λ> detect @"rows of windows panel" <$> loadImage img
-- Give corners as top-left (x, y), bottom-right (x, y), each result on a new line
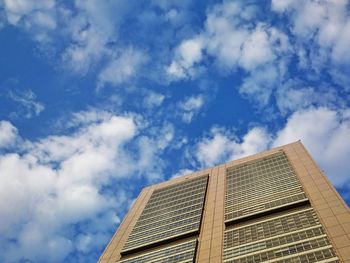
top-left (225, 248), bottom-right (339, 263)
top-left (137, 204), bottom-right (203, 225)
top-left (146, 183), bottom-right (207, 208)
top-left (225, 153), bottom-right (307, 222)
top-left (119, 239), bottom-right (197, 263)
top-left (122, 175), bottom-right (208, 252)
top-left (225, 208), bottom-right (321, 248)
top-left (225, 193), bottom-right (308, 221)
top-left (127, 215), bottom-right (201, 241)
top-left (150, 176), bottom-right (208, 200)
top-left (123, 222), bottom-right (199, 252)
top-left (224, 207), bottom-right (339, 263)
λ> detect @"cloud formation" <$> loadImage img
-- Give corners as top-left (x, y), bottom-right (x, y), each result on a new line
top-left (195, 127), bottom-right (271, 168)
top-left (0, 111), bottom-right (169, 262)
top-left (0, 121), bottom-right (18, 148)
top-left (272, 0), bottom-right (350, 88)
top-left (192, 107), bottom-right (350, 187)
top-left (178, 95), bottom-right (205, 123)
top-left (167, 1), bottom-right (349, 112)
top-left (8, 89), bottom-right (45, 118)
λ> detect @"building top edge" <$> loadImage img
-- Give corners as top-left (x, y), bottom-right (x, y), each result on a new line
top-left (143, 140), bottom-right (302, 190)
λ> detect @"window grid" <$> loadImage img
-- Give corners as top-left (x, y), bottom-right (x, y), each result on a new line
top-left (133, 208), bottom-right (203, 232)
top-left (225, 152), bottom-right (307, 222)
top-left (224, 208), bottom-right (321, 248)
top-left (127, 215), bottom-right (201, 241)
top-left (225, 226), bottom-right (325, 259)
top-left (137, 204), bottom-right (203, 225)
top-left (122, 175), bottom-right (208, 253)
top-left (123, 223), bottom-right (199, 251)
top-left (225, 194), bottom-right (308, 221)
top-left (225, 186), bottom-right (304, 209)
top-left (225, 237), bottom-right (331, 263)
top-left (224, 207), bottom-right (339, 263)
top-left (225, 248), bottom-right (338, 263)
top-left (119, 239), bottom-right (197, 263)
top-left (274, 248), bottom-right (339, 263)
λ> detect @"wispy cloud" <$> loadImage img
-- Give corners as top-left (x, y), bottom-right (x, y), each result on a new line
top-left (178, 95), bottom-right (205, 123)
top-left (8, 89), bottom-right (44, 118)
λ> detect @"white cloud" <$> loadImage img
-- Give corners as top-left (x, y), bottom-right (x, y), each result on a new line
top-left (166, 2), bottom-right (249, 77)
top-left (0, 121), bottom-right (18, 148)
top-left (59, 1), bottom-right (135, 76)
top-left (192, 106), bottom-right (350, 188)
top-left (239, 25), bottom-right (275, 70)
top-left (2, 0), bottom-right (144, 88)
top-left (0, 110), bottom-right (170, 262)
top-left (97, 48), bottom-right (147, 88)
top-left (143, 92), bottom-right (165, 109)
top-left (204, 2), bottom-right (249, 70)
top-left (239, 65), bottom-right (278, 106)
top-left (178, 95), bottom-right (205, 123)
top-left (166, 2), bottom-right (292, 108)
top-left (275, 80), bottom-right (341, 115)
top-left (167, 1), bottom-right (291, 78)
top-left (61, 25), bottom-right (108, 75)
top-left (273, 107), bottom-right (350, 186)
top-left (166, 37), bottom-right (204, 79)
top-left (331, 20), bottom-right (350, 65)
top-left (195, 127), bottom-right (271, 168)
top-left (271, 0), bottom-right (350, 87)
top-left (271, 0), bottom-right (295, 12)
top-left (3, 0), bottom-right (55, 25)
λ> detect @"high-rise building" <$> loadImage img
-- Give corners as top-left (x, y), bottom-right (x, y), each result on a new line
top-left (99, 141), bottom-right (350, 262)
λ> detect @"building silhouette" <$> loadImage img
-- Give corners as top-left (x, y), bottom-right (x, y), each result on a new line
top-left (99, 141), bottom-right (350, 262)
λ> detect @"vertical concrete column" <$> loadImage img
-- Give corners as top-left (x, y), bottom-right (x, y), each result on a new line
top-left (196, 167), bottom-right (217, 262)
top-left (196, 164), bottom-right (225, 263)
top-left (285, 141), bottom-right (350, 262)
top-left (209, 164), bottom-right (225, 262)
top-left (98, 186), bottom-right (155, 263)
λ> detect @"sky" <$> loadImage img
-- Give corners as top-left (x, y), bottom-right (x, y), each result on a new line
top-left (0, 0), bottom-right (349, 262)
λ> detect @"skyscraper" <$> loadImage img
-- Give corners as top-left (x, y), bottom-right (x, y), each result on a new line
top-left (99, 141), bottom-right (350, 262)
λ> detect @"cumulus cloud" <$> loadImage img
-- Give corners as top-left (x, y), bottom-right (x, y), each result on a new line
top-left (239, 25), bottom-right (275, 70)
top-left (0, 121), bottom-right (18, 148)
top-left (275, 80), bottom-right (341, 115)
top-left (166, 37), bottom-right (204, 79)
top-left (166, 0), bottom-right (349, 111)
top-left (178, 95), bottom-right (205, 123)
top-left (239, 65), bottom-right (279, 106)
top-left (2, 0), bottom-right (55, 26)
top-left (143, 92), bottom-right (165, 109)
top-left (271, 0), bottom-right (350, 89)
top-left (167, 2), bottom-right (292, 107)
top-left (195, 127), bottom-right (271, 168)
top-left (1, 0), bottom-right (147, 87)
top-left (61, 25), bottom-right (108, 75)
top-left (60, 0), bottom-right (135, 77)
top-left (192, 107), bottom-right (350, 187)
top-left (273, 107), bottom-right (350, 186)
top-left (168, 2), bottom-right (292, 75)
top-left (97, 48), bottom-right (148, 88)
top-left (0, 110), bottom-right (170, 262)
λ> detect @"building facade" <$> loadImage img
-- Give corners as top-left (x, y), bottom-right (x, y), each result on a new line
top-left (99, 141), bottom-right (350, 262)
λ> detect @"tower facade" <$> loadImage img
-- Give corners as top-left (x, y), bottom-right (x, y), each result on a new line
top-left (99, 141), bottom-right (350, 262)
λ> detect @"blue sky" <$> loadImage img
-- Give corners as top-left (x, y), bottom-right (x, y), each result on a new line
top-left (0, 0), bottom-right (350, 262)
